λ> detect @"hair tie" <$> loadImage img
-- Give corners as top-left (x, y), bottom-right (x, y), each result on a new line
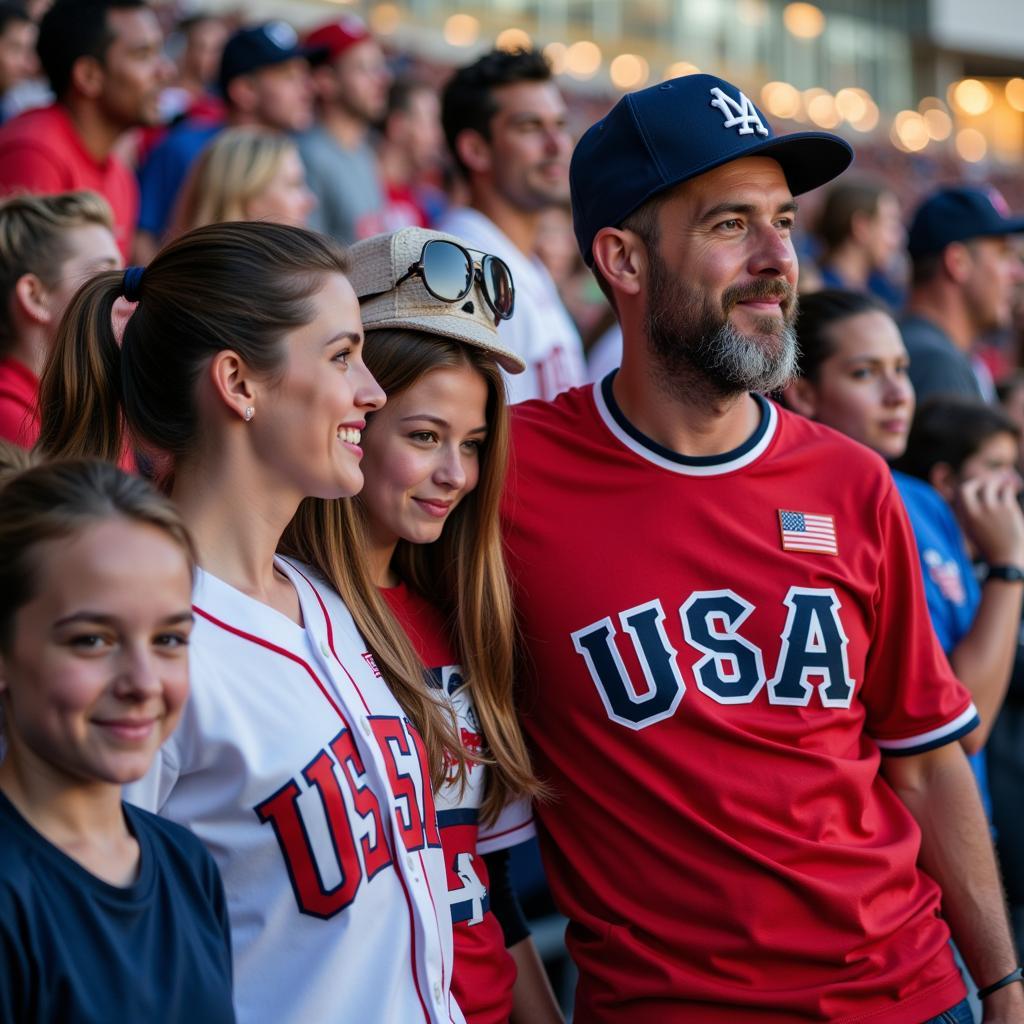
top-left (121, 265), bottom-right (145, 302)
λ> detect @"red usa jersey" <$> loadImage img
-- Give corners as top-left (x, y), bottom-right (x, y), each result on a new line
top-left (502, 378), bottom-right (978, 1024)
top-left (384, 583), bottom-right (534, 1024)
top-left (126, 560), bottom-right (464, 1024)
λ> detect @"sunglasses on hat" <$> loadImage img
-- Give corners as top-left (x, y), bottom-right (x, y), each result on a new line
top-left (368, 238), bottom-right (515, 325)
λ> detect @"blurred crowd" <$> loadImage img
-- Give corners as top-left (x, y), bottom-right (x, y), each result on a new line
top-left (3, 1), bottom-right (1024, 1016)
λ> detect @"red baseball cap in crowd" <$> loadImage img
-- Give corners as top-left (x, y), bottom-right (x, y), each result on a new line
top-left (305, 16), bottom-right (373, 64)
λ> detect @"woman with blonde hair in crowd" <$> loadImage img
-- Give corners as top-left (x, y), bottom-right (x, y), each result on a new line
top-left (172, 126), bottom-right (315, 235)
top-left (36, 220), bottom-right (469, 1024)
top-left (0, 456), bottom-right (235, 1022)
top-left (345, 227), bottom-right (562, 1024)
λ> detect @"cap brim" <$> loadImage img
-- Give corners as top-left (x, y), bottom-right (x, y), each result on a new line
top-left (744, 132), bottom-right (855, 195)
top-left (363, 314), bottom-right (527, 375)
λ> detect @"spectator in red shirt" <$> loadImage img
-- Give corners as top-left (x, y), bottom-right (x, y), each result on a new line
top-left (0, 0), bottom-right (171, 259)
top-left (0, 190), bottom-right (121, 447)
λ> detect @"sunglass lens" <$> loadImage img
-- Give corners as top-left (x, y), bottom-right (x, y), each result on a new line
top-left (422, 240), bottom-right (472, 302)
top-left (482, 256), bottom-right (514, 319)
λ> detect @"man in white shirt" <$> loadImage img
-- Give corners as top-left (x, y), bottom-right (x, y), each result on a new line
top-left (439, 49), bottom-right (585, 403)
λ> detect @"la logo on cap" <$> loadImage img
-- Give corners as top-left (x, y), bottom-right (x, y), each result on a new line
top-left (709, 86), bottom-right (768, 137)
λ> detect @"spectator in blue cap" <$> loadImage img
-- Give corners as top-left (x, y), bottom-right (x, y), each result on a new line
top-left (901, 186), bottom-right (1024, 404)
top-left (499, 71), bottom-right (1024, 1023)
top-left (135, 21), bottom-right (321, 261)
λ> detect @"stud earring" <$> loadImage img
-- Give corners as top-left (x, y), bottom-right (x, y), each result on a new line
top-left (244, 406), bottom-right (254, 422)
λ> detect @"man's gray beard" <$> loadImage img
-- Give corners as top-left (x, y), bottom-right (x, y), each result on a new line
top-left (645, 254), bottom-right (799, 401)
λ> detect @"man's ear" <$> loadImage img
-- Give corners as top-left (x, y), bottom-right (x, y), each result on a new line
top-left (226, 74), bottom-right (258, 115)
top-left (13, 273), bottom-right (52, 326)
top-left (207, 349), bottom-right (258, 422)
top-left (69, 54), bottom-right (104, 100)
top-left (929, 461), bottom-right (957, 502)
top-left (943, 242), bottom-right (973, 285)
top-left (454, 129), bottom-right (492, 176)
top-left (781, 376), bottom-right (819, 419)
top-left (592, 227), bottom-right (645, 301)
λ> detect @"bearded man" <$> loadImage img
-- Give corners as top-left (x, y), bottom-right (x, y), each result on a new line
top-left (501, 73), bottom-right (1023, 1024)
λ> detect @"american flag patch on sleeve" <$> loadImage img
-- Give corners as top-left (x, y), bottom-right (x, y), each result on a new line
top-left (778, 510), bottom-right (838, 555)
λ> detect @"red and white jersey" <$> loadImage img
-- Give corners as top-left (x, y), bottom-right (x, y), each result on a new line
top-left (502, 377), bottom-right (978, 1024)
top-left (126, 560), bottom-right (464, 1024)
top-left (384, 583), bottom-right (534, 1024)
top-left (437, 207), bottom-right (585, 404)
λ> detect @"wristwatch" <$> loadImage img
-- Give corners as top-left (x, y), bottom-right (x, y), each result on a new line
top-left (986, 564), bottom-right (1024, 583)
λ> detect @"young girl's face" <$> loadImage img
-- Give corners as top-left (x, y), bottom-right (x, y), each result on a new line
top-left (799, 310), bottom-right (914, 460)
top-left (0, 518), bottom-right (193, 788)
top-left (359, 362), bottom-right (490, 549)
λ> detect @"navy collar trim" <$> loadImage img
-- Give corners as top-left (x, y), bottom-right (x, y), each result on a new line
top-left (594, 371), bottom-right (778, 476)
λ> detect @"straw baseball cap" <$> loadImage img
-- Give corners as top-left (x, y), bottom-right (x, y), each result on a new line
top-left (347, 227), bottom-right (527, 375)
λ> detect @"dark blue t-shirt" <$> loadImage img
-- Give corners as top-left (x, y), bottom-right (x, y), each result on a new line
top-left (0, 791), bottom-right (234, 1023)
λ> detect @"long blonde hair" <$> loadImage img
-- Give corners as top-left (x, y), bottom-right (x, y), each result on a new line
top-left (355, 329), bottom-right (542, 823)
top-left (35, 221), bottom-right (465, 789)
top-left (172, 127), bottom-right (297, 235)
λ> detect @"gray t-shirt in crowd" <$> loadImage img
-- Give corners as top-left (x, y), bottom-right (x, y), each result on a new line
top-left (297, 126), bottom-right (383, 245)
top-left (899, 313), bottom-right (983, 403)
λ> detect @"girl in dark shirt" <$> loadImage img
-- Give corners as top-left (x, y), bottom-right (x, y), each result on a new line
top-left (0, 456), bottom-right (234, 1024)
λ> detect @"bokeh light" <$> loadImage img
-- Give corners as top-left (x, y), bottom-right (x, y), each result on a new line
top-left (761, 81), bottom-right (802, 119)
top-left (1006, 78), bottom-right (1024, 113)
top-left (923, 108), bottom-right (953, 141)
top-left (807, 92), bottom-right (840, 128)
top-left (951, 79), bottom-right (993, 116)
top-left (543, 42), bottom-right (567, 75)
top-left (443, 13), bottom-right (479, 46)
top-left (955, 128), bottom-right (988, 162)
top-left (783, 3), bottom-right (826, 39)
top-left (495, 28), bottom-right (532, 52)
top-left (564, 40), bottom-right (602, 79)
top-left (610, 54), bottom-right (649, 90)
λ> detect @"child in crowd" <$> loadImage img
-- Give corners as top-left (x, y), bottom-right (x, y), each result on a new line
top-left (0, 456), bottom-right (234, 1023)
top-left (36, 221), bottom-right (468, 1024)
top-left (347, 227), bottom-right (562, 1024)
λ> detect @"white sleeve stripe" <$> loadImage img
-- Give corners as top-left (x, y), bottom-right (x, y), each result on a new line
top-left (874, 703), bottom-right (979, 750)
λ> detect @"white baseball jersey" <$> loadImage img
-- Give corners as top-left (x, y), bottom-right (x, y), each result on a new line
top-left (437, 206), bottom-right (586, 404)
top-left (125, 559), bottom-right (464, 1024)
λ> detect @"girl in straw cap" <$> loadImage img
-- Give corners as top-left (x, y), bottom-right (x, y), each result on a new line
top-left (344, 226), bottom-right (563, 1024)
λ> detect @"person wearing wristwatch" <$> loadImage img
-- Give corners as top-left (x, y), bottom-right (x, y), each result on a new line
top-left (892, 395), bottom-right (1024, 827)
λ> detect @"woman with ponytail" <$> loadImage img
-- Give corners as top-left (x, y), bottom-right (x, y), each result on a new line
top-left (334, 228), bottom-right (561, 1024)
top-left (37, 222), bottom-right (468, 1024)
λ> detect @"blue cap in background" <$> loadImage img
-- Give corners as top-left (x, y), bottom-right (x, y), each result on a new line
top-left (218, 22), bottom-right (327, 96)
top-left (907, 186), bottom-right (1024, 259)
top-left (570, 73), bottom-right (853, 265)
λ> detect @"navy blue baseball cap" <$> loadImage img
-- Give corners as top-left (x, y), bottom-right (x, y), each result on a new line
top-left (570, 73), bottom-right (853, 265)
top-left (218, 22), bottom-right (327, 96)
top-left (907, 186), bottom-right (1024, 259)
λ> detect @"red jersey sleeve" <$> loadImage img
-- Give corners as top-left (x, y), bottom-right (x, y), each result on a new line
top-left (860, 479), bottom-right (979, 755)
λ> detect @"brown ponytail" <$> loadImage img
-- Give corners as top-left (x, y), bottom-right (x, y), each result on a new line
top-left (37, 272), bottom-right (125, 463)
